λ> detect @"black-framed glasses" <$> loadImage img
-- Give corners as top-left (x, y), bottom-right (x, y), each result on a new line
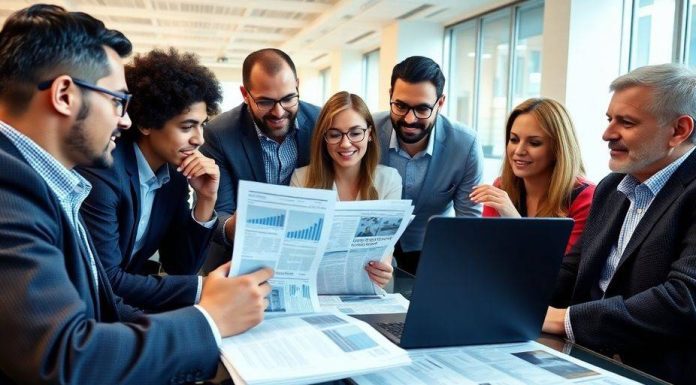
top-left (323, 127), bottom-right (369, 144)
top-left (390, 97), bottom-right (441, 119)
top-left (37, 78), bottom-right (131, 117)
top-left (247, 90), bottom-right (299, 112)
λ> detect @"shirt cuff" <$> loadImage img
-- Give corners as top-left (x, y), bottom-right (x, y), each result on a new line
top-left (222, 216), bottom-right (234, 246)
top-left (195, 276), bottom-right (203, 304)
top-left (191, 208), bottom-right (217, 228)
top-left (194, 304), bottom-right (222, 347)
top-left (564, 306), bottom-right (575, 343)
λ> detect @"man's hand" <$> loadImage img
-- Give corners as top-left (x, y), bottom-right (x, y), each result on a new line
top-left (198, 262), bottom-right (274, 337)
top-left (542, 306), bottom-right (568, 337)
top-left (178, 150), bottom-right (219, 221)
top-left (366, 260), bottom-right (394, 288)
top-left (470, 184), bottom-right (521, 217)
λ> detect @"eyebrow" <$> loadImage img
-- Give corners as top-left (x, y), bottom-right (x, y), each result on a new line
top-left (393, 99), bottom-right (432, 108)
top-left (329, 125), bottom-right (366, 131)
top-left (179, 117), bottom-right (209, 125)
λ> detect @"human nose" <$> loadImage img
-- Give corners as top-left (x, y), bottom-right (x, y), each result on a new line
top-left (602, 121), bottom-right (619, 142)
top-left (191, 125), bottom-right (204, 146)
top-left (403, 108), bottom-right (418, 124)
top-left (118, 112), bottom-right (132, 130)
top-left (269, 100), bottom-right (284, 116)
top-left (338, 133), bottom-right (353, 147)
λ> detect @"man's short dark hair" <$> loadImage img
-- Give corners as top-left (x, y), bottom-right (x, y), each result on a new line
top-left (390, 56), bottom-right (445, 98)
top-left (0, 4), bottom-right (132, 114)
top-left (242, 48), bottom-right (297, 90)
top-left (123, 48), bottom-right (222, 140)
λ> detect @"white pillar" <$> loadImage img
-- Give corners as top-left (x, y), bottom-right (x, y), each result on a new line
top-left (541, 0), bottom-right (625, 182)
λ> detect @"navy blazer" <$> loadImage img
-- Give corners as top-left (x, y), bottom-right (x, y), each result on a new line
top-left (201, 101), bottom-right (320, 245)
top-left (552, 149), bottom-right (696, 384)
top-left (77, 139), bottom-right (215, 311)
top-left (0, 134), bottom-right (218, 384)
top-left (374, 111), bottom-right (483, 251)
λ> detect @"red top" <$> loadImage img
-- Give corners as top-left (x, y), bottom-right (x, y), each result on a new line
top-left (482, 177), bottom-right (596, 254)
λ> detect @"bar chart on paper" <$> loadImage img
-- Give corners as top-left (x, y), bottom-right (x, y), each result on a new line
top-left (286, 211), bottom-right (324, 241)
top-left (246, 206), bottom-right (286, 228)
top-left (289, 283), bottom-right (311, 299)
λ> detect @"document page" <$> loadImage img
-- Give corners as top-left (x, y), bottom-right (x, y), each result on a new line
top-left (318, 200), bottom-right (413, 295)
top-left (230, 181), bottom-right (336, 313)
top-left (352, 341), bottom-right (641, 385)
top-left (319, 293), bottom-right (410, 315)
top-left (220, 312), bottom-right (411, 385)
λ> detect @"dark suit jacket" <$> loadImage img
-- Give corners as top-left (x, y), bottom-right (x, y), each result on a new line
top-left (201, 101), bottom-right (320, 246)
top-left (552, 149), bottom-right (696, 384)
top-left (0, 134), bottom-right (218, 384)
top-left (77, 139), bottom-right (215, 311)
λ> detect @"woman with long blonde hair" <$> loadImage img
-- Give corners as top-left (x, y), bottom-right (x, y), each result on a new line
top-left (291, 91), bottom-right (402, 286)
top-left (470, 97), bottom-right (595, 253)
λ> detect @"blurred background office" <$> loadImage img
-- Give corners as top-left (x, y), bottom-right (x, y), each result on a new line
top-left (1, 0), bottom-right (693, 184)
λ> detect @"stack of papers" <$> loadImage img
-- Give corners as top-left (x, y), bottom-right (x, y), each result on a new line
top-left (319, 293), bottom-right (410, 315)
top-left (352, 341), bottom-right (641, 385)
top-left (220, 312), bottom-right (411, 385)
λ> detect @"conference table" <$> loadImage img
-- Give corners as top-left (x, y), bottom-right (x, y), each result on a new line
top-left (204, 268), bottom-right (670, 385)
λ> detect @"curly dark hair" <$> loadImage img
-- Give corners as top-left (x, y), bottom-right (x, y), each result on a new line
top-left (124, 48), bottom-right (222, 139)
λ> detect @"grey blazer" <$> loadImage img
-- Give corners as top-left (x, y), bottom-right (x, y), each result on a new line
top-left (374, 111), bottom-right (483, 251)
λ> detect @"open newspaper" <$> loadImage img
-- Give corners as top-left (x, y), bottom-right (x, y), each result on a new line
top-left (220, 312), bottom-right (411, 385)
top-left (230, 181), bottom-right (413, 313)
top-left (352, 340), bottom-right (641, 385)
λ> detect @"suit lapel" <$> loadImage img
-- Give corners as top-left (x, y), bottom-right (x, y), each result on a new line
top-left (614, 150), bottom-right (696, 273)
top-left (575, 189), bottom-right (630, 300)
top-left (240, 106), bottom-right (267, 183)
top-left (296, 104), bottom-right (312, 166)
top-left (123, 143), bottom-right (142, 259)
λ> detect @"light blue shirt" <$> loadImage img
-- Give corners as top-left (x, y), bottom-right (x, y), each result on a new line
top-left (565, 146), bottom-right (696, 341)
top-left (253, 115), bottom-right (300, 186)
top-left (387, 127), bottom-right (435, 201)
top-left (132, 143), bottom-right (217, 304)
top-left (132, 143), bottom-right (171, 257)
top-left (0, 120), bottom-right (99, 290)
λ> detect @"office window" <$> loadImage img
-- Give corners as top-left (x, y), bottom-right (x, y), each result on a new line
top-left (686, 0), bottom-right (696, 66)
top-left (445, 0), bottom-right (543, 183)
top-left (319, 67), bottom-right (331, 104)
top-left (447, 20), bottom-right (477, 128)
top-left (362, 49), bottom-right (380, 112)
top-left (628, 0), bottom-right (675, 69)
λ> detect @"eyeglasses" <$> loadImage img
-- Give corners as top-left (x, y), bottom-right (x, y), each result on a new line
top-left (323, 127), bottom-right (369, 144)
top-left (390, 98), bottom-right (441, 119)
top-left (38, 78), bottom-right (131, 117)
top-left (247, 91), bottom-right (299, 112)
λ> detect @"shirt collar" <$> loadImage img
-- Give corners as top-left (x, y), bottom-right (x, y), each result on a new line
top-left (133, 142), bottom-right (170, 189)
top-left (0, 120), bottom-right (91, 203)
top-left (389, 122), bottom-right (436, 157)
top-left (617, 146), bottom-right (696, 197)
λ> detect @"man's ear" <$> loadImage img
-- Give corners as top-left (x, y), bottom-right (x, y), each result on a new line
top-left (437, 94), bottom-right (446, 107)
top-left (50, 75), bottom-right (80, 118)
top-left (139, 127), bottom-right (151, 136)
top-left (239, 86), bottom-right (249, 104)
top-left (669, 114), bottom-right (694, 147)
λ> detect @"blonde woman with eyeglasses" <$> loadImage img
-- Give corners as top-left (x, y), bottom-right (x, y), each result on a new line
top-left (290, 91), bottom-right (402, 287)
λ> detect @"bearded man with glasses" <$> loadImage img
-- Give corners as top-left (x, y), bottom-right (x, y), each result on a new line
top-left (201, 48), bottom-right (321, 270)
top-left (373, 56), bottom-right (484, 274)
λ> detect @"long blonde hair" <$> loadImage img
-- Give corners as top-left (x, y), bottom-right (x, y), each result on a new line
top-left (305, 91), bottom-right (380, 200)
top-left (500, 98), bottom-right (585, 217)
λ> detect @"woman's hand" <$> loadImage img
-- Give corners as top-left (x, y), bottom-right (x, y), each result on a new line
top-left (366, 261), bottom-right (393, 288)
top-left (470, 184), bottom-right (521, 218)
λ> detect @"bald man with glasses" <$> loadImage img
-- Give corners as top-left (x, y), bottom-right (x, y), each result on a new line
top-left (201, 48), bottom-right (321, 268)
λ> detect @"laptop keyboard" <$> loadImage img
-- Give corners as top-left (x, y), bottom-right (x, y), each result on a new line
top-left (378, 322), bottom-right (404, 338)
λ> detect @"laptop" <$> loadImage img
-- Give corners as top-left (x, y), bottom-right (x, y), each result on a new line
top-left (354, 217), bottom-right (573, 349)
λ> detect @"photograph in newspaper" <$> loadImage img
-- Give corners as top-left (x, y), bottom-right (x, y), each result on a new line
top-left (319, 294), bottom-right (410, 315)
top-left (317, 200), bottom-right (413, 295)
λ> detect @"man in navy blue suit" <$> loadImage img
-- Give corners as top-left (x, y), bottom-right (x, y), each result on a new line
top-left (544, 64), bottom-right (696, 384)
top-left (201, 48), bottom-right (321, 269)
top-left (79, 49), bottom-right (221, 311)
top-left (0, 5), bottom-right (272, 383)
